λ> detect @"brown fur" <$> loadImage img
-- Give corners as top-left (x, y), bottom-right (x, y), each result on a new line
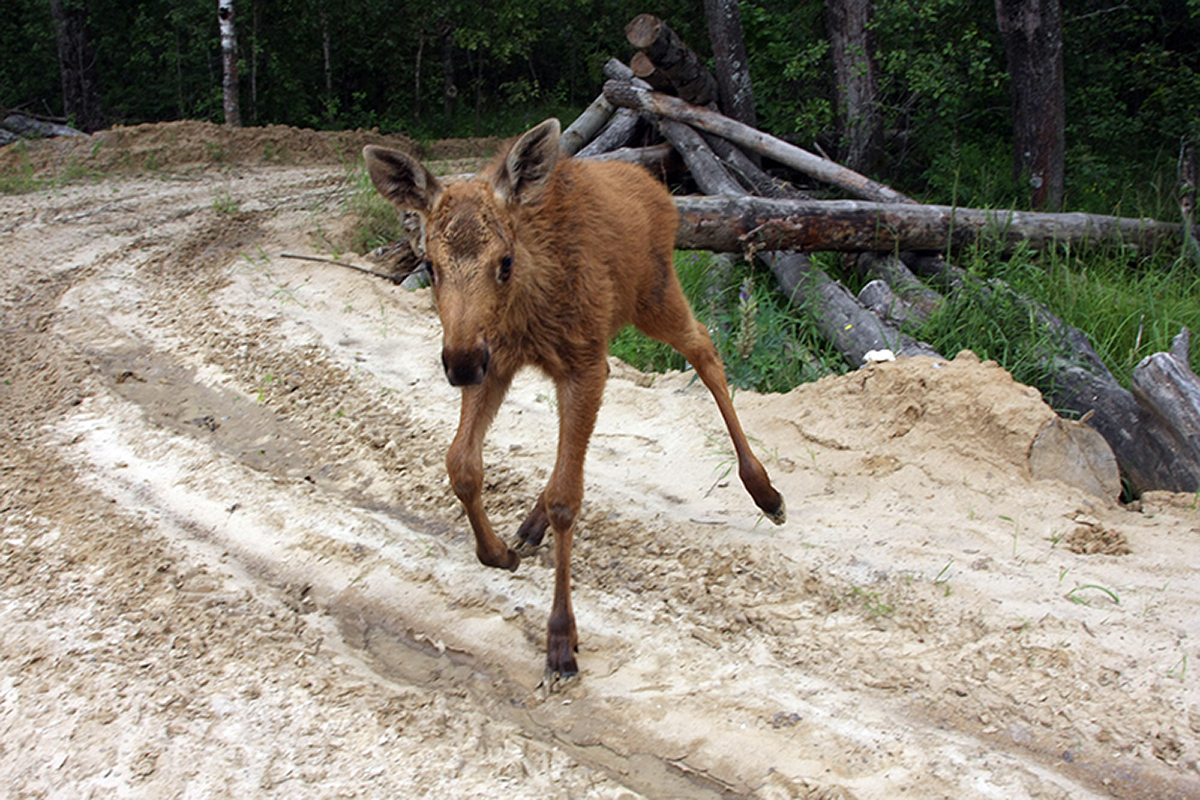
top-left (364, 119), bottom-right (784, 677)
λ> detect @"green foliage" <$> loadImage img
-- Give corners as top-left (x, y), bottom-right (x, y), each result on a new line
top-left (5, 0), bottom-right (1197, 213)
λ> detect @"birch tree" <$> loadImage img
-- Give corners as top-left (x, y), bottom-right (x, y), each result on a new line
top-left (219, 0), bottom-right (241, 127)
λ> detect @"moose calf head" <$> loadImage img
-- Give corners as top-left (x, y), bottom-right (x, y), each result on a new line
top-left (363, 119), bottom-right (562, 387)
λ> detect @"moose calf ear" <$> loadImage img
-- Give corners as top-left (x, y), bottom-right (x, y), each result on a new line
top-left (363, 145), bottom-right (442, 216)
top-left (495, 118), bottom-right (561, 207)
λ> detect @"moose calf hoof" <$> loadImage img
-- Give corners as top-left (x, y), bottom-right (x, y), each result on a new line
top-left (480, 547), bottom-right (521, 572)
top-left (513, 536), bottom-right (542, 558)
top-left (764, 496), bottom-right (787, 526)
top-left (545, 649), bottom-right (579, 680)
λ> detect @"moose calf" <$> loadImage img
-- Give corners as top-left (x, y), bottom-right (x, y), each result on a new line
top-left (364, 119), bottom-right (785, 677)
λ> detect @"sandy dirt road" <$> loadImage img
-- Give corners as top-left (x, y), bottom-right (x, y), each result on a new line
top-left (1, 124), bottom-right (1199, 798)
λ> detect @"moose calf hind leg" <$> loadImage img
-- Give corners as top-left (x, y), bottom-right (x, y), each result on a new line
top-left (641, 311), bottom-right (786, 525)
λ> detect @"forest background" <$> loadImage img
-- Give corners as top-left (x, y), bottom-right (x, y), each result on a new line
top-left (4, 0), bottom-right (1199, 214)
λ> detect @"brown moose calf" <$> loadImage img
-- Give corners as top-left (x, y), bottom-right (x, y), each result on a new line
top-left (364, 119), bottom-right (785, 678)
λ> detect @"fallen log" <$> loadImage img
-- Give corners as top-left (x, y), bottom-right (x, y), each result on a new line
top-left (3, 112), bottom-right (85, 139)
top-left (575, 109), bottom-right (643, 158)
top-left (1132, 329), bottom-right (1200, 468)
top-left (604, 80), bottom-right (915, 205)
top-left (605, 55), bottom-right (787, 198)
top-left (672, 195), bottom-right (1186, 255)
top-left (659, 119), bottom-right (743, 195)
top-left (601, 55), bottom-right (931, 365)
top-left (629, 51), bottom-right (677, 94)
top-left (762, 251), bottom-right (942, 364)
top-left (581, 143), bottom-right (677, 172)
top-left (854, 252), bottom-right (943, 325)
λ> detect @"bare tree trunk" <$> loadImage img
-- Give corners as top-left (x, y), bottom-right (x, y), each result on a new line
top-left (218, 0), bottom-right (241, 127)
top-left (321, 7), bottom-right (333, 123)
top-left (825, 0), bottom-right (883, 173)
top-left (996, 0), bottom-right (1065, 210)
top-left (703, 0), bottom-right (756, 127)
top-left (413, 33), bottom-right (424, 127)
top-left (249, 0), bottom-right (259, 123)
top-left (50, 0), bottom-right (104, 132)
top-left (440, 20), bottom-right (457, 130)
top-left (1180, 139), bottom-right (1200, 263)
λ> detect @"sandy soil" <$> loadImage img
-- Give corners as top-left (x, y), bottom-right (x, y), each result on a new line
top-left (1, 123), bottom-right (1199, 799)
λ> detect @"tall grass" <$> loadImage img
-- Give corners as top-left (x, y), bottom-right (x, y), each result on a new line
top-left (344, 160), bottom-right (409, 254)
top-left (917, 240), bottom-right (1200, 391)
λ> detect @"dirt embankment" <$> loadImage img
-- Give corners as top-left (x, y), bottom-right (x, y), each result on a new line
top-left (1, 123), bottom-right (1199, 799)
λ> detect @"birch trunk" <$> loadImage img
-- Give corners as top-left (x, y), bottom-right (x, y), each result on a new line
top-left (218, 0), bottom-right (241, 127)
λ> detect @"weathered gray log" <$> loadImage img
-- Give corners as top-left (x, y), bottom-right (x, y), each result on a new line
top-left (581, 143), bottom-right (677, 172)
top-left (3, 113), bottom-right (85, 139)
top-left (600, 58), bottom-right (743, 195)
top-left (625, 14), bottom-right (719, 107)
top-left (575, 109), bottom-right (644, 157)
top-left (560, 94), bottom-right (615, 156)
top-left (672, 195), bottom-right (1185, 254)
top-left (854, 252), bottom-right (942, 324)
top-left (762, 251), bottom-right (942, 365)
top-left (905, 252), bottom-right (1200, 494)
top-left (659, 120), bottom-right (743, 196)
top-left (604, 80), bottom-right (916, 205)
top-left (573, 60), bottom-right (655, 159)
top-left (1133, 329), bottom-right (1200, 462)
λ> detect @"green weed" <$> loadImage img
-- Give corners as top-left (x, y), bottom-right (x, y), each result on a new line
top-left (212, 192), bottom-right (240, 215)
top-left (1065, 583), bottom-right (1120, 606)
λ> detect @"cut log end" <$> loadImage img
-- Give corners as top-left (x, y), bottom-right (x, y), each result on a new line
top-left (624, 14), bottom-right (662, 50)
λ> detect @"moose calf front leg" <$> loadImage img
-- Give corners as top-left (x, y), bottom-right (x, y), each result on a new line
top-left (448, 378), bottom-right (520, 572)
top-left (543, 364), bottom-right (606, 677)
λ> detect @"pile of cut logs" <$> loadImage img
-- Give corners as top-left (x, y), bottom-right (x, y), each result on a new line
top-left (552, 14), bottom-right (1199, 497)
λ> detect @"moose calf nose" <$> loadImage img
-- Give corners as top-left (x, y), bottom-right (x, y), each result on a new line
top-left (442, 345), bottom-right (490, 386)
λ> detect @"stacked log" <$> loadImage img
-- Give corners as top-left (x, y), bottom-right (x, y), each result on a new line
top-left (561, 15), bottom-right (1197, 496)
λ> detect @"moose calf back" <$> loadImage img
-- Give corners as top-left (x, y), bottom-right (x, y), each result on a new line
top-left (476, 144), bottom-right (681, 353)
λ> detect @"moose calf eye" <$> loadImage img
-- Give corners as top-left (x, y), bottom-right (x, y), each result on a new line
top-left (498, 255), bottom-right (513, 283)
